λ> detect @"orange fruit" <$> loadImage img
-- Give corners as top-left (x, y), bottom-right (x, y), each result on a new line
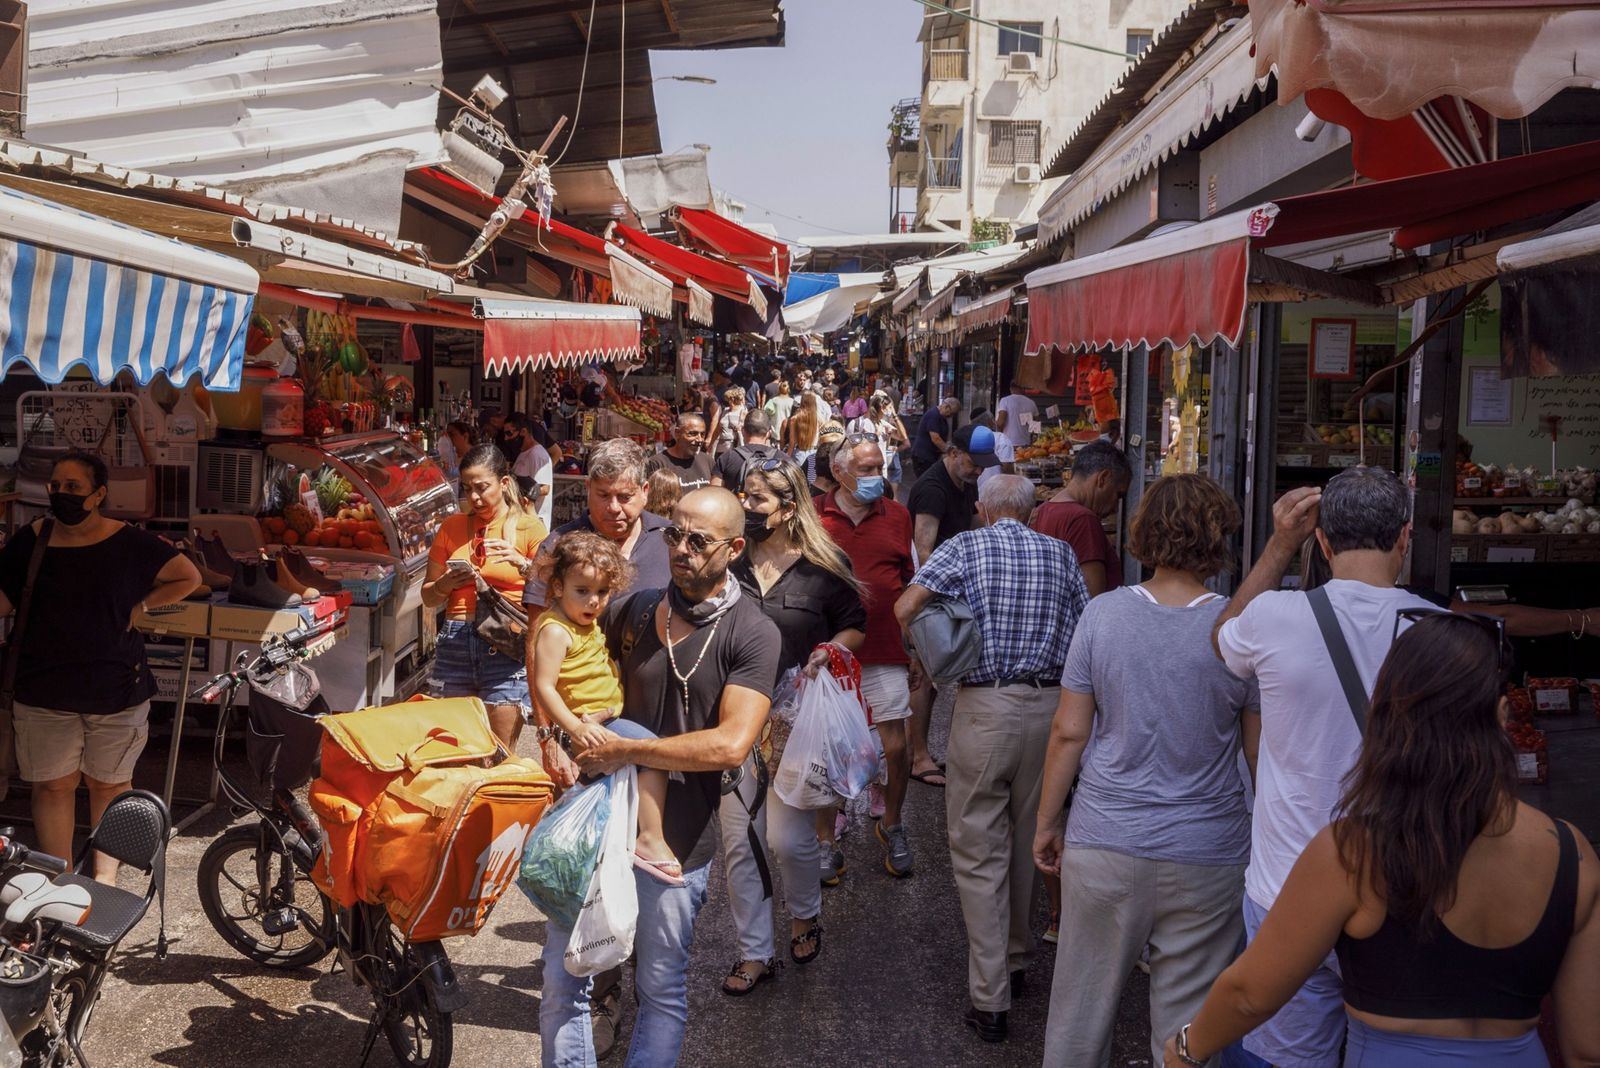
top-left (339, 535), bottom-right (355, 548)
top-left (283, 529), bottom-right (299, 545)
top-left (354, 531), bottom-right (374, 550)
top-left (303, 531), bottom-right (321, 547)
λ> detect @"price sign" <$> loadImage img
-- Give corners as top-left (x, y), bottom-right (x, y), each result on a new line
top-left (1534, 687), bottom-right (1573, 712)
top-left (1280, 452), bottom-right (1314, 468)
top-left (1328, 452), bottom-right (1361, 468)
top-left (1045, 405), bottom-right (1060, 419)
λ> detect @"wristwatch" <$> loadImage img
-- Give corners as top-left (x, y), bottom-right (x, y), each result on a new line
top-left (535, 725), bottom-right (569, 746)
top-left (1175, 1024), bottom-right (1205, 1067)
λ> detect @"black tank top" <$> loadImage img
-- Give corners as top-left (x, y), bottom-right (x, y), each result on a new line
top-left (1336, 819), bottom-right (1578, 1020)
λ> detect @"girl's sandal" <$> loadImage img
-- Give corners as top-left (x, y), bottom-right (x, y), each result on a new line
top-left (632, 852), bottom-right (685, 886)
top-left (789, 918), bottom-right (823, 965)
top-left (721, 958), bottom-right (778, 997)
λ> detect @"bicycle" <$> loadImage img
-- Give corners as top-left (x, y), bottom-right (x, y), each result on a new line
top-left (0, 789), bottom-right (169, 1067)
top-left (192, 623), bottom-right (462, 1068)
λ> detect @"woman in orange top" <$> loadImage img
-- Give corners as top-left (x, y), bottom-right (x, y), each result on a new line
top-left (423, 442), bottom-right (548, 748)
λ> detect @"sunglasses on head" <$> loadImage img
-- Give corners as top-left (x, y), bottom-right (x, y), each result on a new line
top-left (661, 525), bottom-right (735, 554)
top-left (1392, 607), bottom-right (1510, 673)
top-left (840, 431), bottom-right (880, 447)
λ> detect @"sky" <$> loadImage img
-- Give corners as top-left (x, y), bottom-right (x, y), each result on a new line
top-left (651, 0), bottom-right (923, 244)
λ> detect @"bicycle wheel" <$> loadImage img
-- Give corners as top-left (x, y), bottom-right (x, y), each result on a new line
top-left (28, 965), bottom-right (96, 1068)
top-left (197, 823), bottom-right (336, 969)
top-left (376, 922), bottom-right (453, 1068)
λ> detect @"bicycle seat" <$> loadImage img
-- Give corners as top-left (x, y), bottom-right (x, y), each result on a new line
top-left (0, 873), bottom-right (91, 927)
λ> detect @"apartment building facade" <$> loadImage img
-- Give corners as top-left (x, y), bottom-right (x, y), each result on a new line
top-left (909, 0), bottom-right (1194, 235)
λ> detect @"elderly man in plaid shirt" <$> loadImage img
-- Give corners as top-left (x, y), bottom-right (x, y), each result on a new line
top-left (895, 473), bottom-right (1090, 1045)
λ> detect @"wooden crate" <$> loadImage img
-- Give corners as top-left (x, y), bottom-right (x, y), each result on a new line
top-left (1481, 535), bottom-right (1548, 563)
top-left (1547, 535), bottom-right (1600, 563)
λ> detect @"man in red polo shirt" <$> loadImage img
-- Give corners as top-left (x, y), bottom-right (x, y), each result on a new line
top-left (818, 432), bottom-right (917, 877)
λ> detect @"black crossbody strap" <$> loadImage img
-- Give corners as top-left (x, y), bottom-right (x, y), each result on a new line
top-left (1, 519), bottom-right (54, 706)
top-left (1307, 586), bottom-right (1367, 734)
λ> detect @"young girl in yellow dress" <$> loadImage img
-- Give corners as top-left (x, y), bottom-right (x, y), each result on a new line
top-left (530, 532), bottom-right (680, 884)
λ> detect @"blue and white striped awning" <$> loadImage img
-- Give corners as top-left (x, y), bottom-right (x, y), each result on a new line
top-left (0, 185), bottom-right (260, 391)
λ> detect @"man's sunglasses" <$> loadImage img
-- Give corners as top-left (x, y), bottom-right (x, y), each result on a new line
top-left (661, 525), bottom-right (735, 554)
top-left (1392, 607), bottom-right (1510, 673)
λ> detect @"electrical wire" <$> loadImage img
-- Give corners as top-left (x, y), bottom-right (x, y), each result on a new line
top-left (550, 0), bottom-right (600, 167)
top-left (729, 194), bottom-right (858, 236)
top-left (909, 0), bottom-right (1129, 59)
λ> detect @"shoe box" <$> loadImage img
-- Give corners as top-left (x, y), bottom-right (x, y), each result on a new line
top-left (133, 600), bottom-right (212, 638)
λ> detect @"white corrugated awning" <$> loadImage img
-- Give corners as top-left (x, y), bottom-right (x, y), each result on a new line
top-left (0, 184), bottom-right (259, 389)
top-left (685, 280), bottom-right (714, 326)
top-left (476, 297), bottom-right (641, 375)
top-left (1038, 27), bottom-right (1270, 245)
top-left (604, 244), bottom-right (674, 319)
top-left (25, 0), bottom-right (444, 235)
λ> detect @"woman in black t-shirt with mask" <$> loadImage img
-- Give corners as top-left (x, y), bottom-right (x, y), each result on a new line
top-left (0, 451), bottom-right (200, 880)
top-left (718, 456), bottom-right (865, 996)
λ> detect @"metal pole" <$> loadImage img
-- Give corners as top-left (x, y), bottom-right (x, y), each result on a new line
top-left (160, 635), bottom-right (197, 810)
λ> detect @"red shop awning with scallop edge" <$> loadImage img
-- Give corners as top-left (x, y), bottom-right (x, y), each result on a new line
top-left (670, 206), bottom-right (791, 285)
top-left (1024, 138), bottom-right (1600, 359)
top-left (608, 223), bottom-right (768, 318)
top-left (475, 297), bottom-right (641, 375)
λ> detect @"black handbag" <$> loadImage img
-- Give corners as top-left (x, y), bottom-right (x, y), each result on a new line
top-left (471, 514), bottom-right (534, 659)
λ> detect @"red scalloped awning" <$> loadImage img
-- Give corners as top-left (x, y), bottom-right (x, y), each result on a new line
top-left (609, 223), bottom-right (767, 316)
top-left (1024, 139), bottom-right (1600, 355)
top-left (670, 206), bottom-right (791, 284)
top-left (475, 297), bottom-right (641, 375)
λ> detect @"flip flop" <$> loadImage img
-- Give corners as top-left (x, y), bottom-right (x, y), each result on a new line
top-left (633, 852), bottom-right (685, 886)
top-left (910, 768), bottom-right (947, 788)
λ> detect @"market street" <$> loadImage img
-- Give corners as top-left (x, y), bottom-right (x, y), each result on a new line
top-left (38, 695), bottom-right (1168, 1068)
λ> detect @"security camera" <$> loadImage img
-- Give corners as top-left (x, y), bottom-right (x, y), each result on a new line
top-left (470, 75), bottom-right (510, 113)
top-left (1295, 112), bottom-right (1327, 142)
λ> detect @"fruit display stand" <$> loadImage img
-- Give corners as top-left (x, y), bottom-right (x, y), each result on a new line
top-left (261, 431), bottom-right (457, 704)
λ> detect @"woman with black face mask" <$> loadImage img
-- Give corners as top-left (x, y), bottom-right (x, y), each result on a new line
top-left (717, 457), bottom-right (866, 997)
top-left (0, 451), bottom-right (200, 881)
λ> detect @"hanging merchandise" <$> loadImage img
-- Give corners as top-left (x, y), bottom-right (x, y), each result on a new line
top-left (1088, 366), bottom-right (1120, 424)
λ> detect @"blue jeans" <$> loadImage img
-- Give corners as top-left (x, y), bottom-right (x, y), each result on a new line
top-left (540, 862), bottom-right (712, 1068)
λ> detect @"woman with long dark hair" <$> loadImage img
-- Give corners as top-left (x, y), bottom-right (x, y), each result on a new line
top-left (717, 456), bottom-right (865, 996)
top-left (1164, 613), bottom-right (1600, 1067)
top-left (422, 442), bottom-right (547, 749)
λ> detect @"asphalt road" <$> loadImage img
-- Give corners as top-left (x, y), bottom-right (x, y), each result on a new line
top-left (8, 689), bottom-right (1159, 1068)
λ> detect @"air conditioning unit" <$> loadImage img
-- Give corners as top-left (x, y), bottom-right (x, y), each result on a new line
top-left (1006, 51), bottom-right (1037, 76)
top-left (1013, 163), bottom-right (1042, 184)
top-left (196, 441), bottom-right (264, 515)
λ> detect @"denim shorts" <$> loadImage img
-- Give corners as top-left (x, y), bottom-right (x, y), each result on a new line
top-left (428, 619), bottom-right (530, 712)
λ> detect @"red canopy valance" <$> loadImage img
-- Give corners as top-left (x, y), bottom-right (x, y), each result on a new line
top-left (609, 223), bottom-right (767, 316)
top-left (670, 206), bottom-right (791, 284)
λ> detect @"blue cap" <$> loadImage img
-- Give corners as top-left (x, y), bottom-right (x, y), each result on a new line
top-left (954, 424), bottom-right (1001, 468)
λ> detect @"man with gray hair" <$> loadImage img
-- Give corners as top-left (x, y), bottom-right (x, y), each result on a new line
top-left (894, 473), bottom-right (1090, 1045)
top-left (1207, 466), bottom-right (1435, 1068)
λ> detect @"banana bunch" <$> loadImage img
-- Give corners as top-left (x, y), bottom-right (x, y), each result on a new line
top-left (304, 308), bottom-right (371, 402)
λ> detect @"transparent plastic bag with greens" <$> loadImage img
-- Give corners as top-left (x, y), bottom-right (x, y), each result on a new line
top-left (517, 777), bottom-right (611, 929)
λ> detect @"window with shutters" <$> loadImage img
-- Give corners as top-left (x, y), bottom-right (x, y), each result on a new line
top-left (988, 121), bottom-right (1041, 165)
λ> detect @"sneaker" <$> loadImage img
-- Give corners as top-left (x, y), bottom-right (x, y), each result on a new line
top-left (833, 808), bottom-right (850, 840)
top-left (1042, 919), bottom-right (1059, 945)
top-left (868, 781), bottom-right (886, 820)
top-left (1135, 945), bottom-right (1151, 975)
top-left (820, 844), bottom-right (846, 887)
top-left (591, 985), bottom-right (621, 1060)
top-left (875, 820), bottom-right (913, 878)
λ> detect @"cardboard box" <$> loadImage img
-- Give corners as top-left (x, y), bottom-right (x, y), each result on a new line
top-left (1547, 534), bottom-right (1600, 563)
top-left (133, 600), bottom-right (211, 638)
top-left (1449, 537), bottom-right (1484, 564)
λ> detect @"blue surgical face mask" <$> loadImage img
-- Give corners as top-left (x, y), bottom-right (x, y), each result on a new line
top-left (852, 475), bottom-right (886, 505)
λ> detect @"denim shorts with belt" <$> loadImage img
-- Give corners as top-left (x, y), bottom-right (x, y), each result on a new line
top-left (427, 619), bottom-right (531, 711)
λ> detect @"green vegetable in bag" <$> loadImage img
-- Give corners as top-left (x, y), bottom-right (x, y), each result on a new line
top-left (517, 777), bottom-right (611, 929)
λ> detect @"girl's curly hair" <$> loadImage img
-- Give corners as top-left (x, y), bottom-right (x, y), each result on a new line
top-left (537, 531), bottom-right (635, 596)
top-left (1126, 473), bottom-right (1241, 578)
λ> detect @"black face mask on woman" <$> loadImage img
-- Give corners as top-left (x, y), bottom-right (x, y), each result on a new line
top-left (743, 508), bottom-right (778, 544)
top-left (47, 491), bottom-right (94, 526)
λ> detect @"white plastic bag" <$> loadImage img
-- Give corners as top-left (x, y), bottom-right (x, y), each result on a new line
top-left (774, 668), bottom-right (878, 810)
top-left (517, 778), bottom-right (611, 930)
top-left (564, 767), bottom-right (640, 977)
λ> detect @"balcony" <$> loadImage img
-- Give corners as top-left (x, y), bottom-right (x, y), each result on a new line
top-left (928, 49), bottom-right (967, 81)
top-left (924, 153), bottom-right (962, 190)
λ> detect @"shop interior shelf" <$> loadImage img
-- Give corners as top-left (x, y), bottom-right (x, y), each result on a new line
top-left (1456, 497), bottom-right (1574, 507)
